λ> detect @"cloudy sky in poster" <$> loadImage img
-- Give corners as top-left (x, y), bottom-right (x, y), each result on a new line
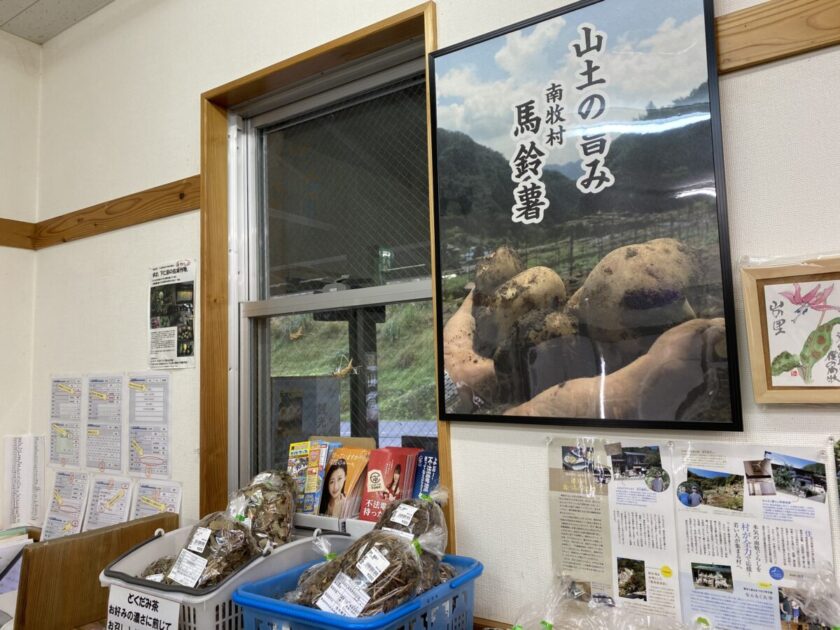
top-left (434, 0), bottom-right (711, 165)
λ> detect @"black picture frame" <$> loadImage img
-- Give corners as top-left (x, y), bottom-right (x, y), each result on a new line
top-left (429, 0), bottom-right (742, 430)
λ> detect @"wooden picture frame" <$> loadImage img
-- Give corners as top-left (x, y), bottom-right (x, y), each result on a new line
top-left (742, 256), bottom-right (840, 403)
top-left (429, 0), bottom-right (743, 430)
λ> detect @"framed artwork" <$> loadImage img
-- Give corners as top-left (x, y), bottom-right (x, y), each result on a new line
top-left (429, 0), bottom-right (742, 429)
top-left (742, 256), bottom-right (840, 404)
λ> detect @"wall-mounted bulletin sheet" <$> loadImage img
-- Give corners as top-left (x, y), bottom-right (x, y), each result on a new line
top-left (549, 438), bottom-right (834, 630)
top-left (127, 372), bottom-right (171, 479)
top-left (131, 479), bottom-right (182, 520)
top-left (85, 374), bottom-right (124, 472)
top-left (3, 435), bottom-right (45, 527)
top-left (42, 470), bottom-right (90, 540)
top-left (82, 475), bottom-right (132, 531)
top-left (49, 376), bottom-right (83, 467)
top-left (149, 259), bottom-right (195, 370)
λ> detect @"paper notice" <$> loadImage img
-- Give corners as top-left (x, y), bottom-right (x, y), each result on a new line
top-left (3, 435), bottom-right (45, 527)
top-left (49, 376), bottom-right (82, 467)
top-left (131, 479), bottom-right (182, 519)
top-left (82, 475), bottom-right (132, 531)
top-left (42, 470), bottom-right (89, 540)
top-left (127, 373), bottom-right (171, 479)
top-left (85, 374), bottom-right (124, 472)
top-left (149, 259), bottom-right (195, 370)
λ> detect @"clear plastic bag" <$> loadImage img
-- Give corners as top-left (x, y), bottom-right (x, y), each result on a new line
top-left (227, 469), bottom-right (296, 549)
top-left (167, 511), bottom-right (260, 589)
top-left (283, 531), bottom-right (339, 604)
top-left (294, 530), bottom-right (423, 617)
top-left (373, 487), bottom-right (449, 592)
top-left (512, 576), bottom-right (701, 630)
top-left (779, 570), bottom-right (840, 627)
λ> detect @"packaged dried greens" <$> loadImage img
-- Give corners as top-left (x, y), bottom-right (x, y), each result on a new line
top-left (166, 511), bottom-right (259, 590)
top-left (373, 490), bottom-right (448, 557)
top-left (283, 533), bottom-right (339, 604)
top-left (374, 489), bottom-right (449, 592)
top-left (227, 469), bottom-right (296, 548)
top-left (139, 555), bottom-right (175, 583)
top-left (296, 530), bottom-right (423, 617)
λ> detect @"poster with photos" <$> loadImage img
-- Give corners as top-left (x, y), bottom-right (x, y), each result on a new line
top-left (430, 0), bottom-right (741, 429)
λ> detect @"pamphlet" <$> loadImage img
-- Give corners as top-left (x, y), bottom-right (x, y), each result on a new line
top-left (149, 259), bottom-right (195, 370)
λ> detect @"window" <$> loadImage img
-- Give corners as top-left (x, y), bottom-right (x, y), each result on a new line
top-left (234, 43), bottom-right (436, 481)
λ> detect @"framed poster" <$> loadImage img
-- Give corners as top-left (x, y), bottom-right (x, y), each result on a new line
top-left (742, 256), bottom-right (840, 403)
top-left (429, 0), bottom-right (742, 429)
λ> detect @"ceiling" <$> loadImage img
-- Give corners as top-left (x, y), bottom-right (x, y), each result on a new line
top-left (0, 0), bottom-right (114, 44)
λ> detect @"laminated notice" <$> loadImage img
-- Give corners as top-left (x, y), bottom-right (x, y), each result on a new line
top-left (390, 504), bottom-right (418, 526)
top-left (168, 549), bottom-right (207, 588)
top-left (187, 527), bottom-right (211, 554)
top-left (317, 572), bottom-right (371, 617)
top-left (357, 547), bottom-right (390, 583)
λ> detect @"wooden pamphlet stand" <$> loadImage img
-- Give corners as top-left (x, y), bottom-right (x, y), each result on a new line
top-left (13, 512), bottom-right (179, 630)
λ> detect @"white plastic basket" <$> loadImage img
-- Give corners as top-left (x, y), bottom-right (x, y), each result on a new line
top-left (100, 527), bottom-right (354, 630)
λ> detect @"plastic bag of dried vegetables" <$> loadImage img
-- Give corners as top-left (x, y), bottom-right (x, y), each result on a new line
top-left (295, 530), bottom-right (423, 617)
top-left (164, 511), bottom-right (259, 589)
top-left (139, 555), bottom-right (175, 583)
top-left (283, 532), bottom-right (340, 604)
top-left (373, 487), bottom-right (449, 592)
top-left (227, 469), bottom-right (296, 548)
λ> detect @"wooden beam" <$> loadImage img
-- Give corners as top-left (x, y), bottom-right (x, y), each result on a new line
top-left (199, 97), bottom-right (230, 515)
top-left (31, 176), bottom-right (200, 249)
top-left (717, 0), bottom-right (840, 74)
top-left (0, 218), bottom-right (35, 250)
top-left (203, 4), bottom-right (429, 108)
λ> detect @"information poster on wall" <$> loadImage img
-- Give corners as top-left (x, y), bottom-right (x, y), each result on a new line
top-left (82, 475), bottom-right (132, 532)
top-left (127, 372), bottom-right (171, 479)
top-left (149, 259), bottom-right (195, 370)
top-left (3, 435), bottom-right (45, 527)
top-left (48, 376), bottom-right (82, 467)
top-left (131, 480), bottom-right (182, 520)
top-left (85, 374), bottom-right (124, 472)
top-left (42, 470), bottom-right (90, 540)
top-left (549, 438), bottom-right (833, 630)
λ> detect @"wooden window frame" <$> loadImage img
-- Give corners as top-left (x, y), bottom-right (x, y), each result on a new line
top-left (197, 1), bottom-right (457, 548)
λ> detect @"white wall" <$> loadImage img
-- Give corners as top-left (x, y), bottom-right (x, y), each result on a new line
top-left (28, 212), bottom-right (201, 519)
top-left (18, 0), bottom-right (840, 620)
top-left (0, 30), bottom-right (39, 528)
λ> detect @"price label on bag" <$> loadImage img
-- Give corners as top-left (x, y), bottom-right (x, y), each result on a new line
top-left (107, 585), bottom-right (180, 630)
top-left (357, 547), bottom-right (390, 583)
top-left (317, 572), bottom-right (371, 618)
top-left (390, 504), bottom-right (418, 526)
top-left (187, 527), bottom-right (212, 553)
top-left (168, 549), bottom-right (208, 588)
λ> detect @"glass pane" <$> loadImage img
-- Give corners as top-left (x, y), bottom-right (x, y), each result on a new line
top-left (262, 78), bottom-right (430, 297)
top-left (256, 301), bottom-right (437, 472)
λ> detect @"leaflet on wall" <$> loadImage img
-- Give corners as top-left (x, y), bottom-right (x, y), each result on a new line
top-left (82, 475), bottom-right (133, 531)
top-left (48, 376), bottom-right (83, 467)
top-left (131, 479), bottom-right (182, 520)
top-left (85, 374), bottom-right (124, 472)
top-left (674, 442), bottom-right (833, 630)
top-left (549, 438), bottom-right (833, 629)
top-left (3, 435), bottom-right (45, 527)
top-left (42, 470), bottom-right (90, 540)
top-left (127, 372), bottom-right (171, 479)
top-left (149, 259), bottom-right (195, 370)
top-left (549, 437), bottom-right (682, 620)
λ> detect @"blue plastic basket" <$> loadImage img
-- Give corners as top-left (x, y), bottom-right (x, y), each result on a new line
top-left (233, 554), bottom-right (483, 630)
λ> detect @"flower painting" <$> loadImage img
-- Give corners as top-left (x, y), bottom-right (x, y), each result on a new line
top-left (764, 280), bottom-right (840, 387)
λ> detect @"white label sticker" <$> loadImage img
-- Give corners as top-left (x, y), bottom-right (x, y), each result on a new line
top-left (382, 527), bottom-right (415, 541)
top-left (108, 585), bottom-right (180, 630)
top-left (357, 547), bottom-right (390, 583)
top-left (390, 504), bottom-right (418, 526)
top-left (146, 573), bottom-right (164, 583)
top-left (168, 549), bottom-right (208, 588)
top-left (187, 526), bottom-right (212, 553)
top-left (316, 572), bottom-right (371, 618)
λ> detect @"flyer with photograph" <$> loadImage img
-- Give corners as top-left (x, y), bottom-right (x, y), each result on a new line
top-left (549, 438), bottom-right (833, 630)
top-left (149, 259), bottom-right (195, 370)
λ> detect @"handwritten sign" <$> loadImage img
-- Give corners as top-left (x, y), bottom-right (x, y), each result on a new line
top-left (107, 585), bottom-right (180, 630)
